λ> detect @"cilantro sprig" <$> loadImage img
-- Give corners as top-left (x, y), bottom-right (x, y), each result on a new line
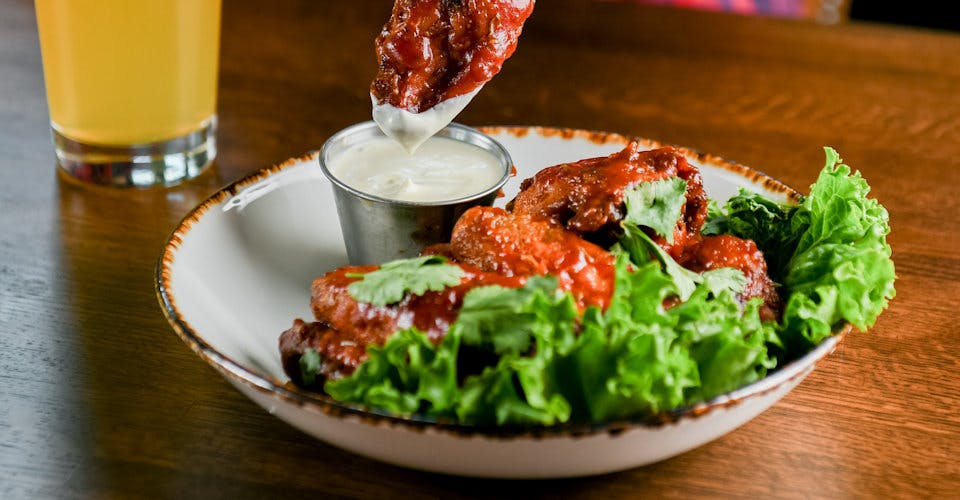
top-left (623, 176), bottom-right (688, 242)
top-left (347, 255), bottom-right (465, 306)
top-left (618, 177), bottom-right (747, 300)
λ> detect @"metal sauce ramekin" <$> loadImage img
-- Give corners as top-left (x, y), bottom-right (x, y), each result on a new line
top-left (319, 121), bottom-right (512, 265)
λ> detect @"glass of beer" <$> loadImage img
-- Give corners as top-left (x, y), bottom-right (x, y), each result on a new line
top-left (35, 0), bottom-right (222, 187)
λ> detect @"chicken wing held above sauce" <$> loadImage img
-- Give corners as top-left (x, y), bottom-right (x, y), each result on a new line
top-left (507, 143), bottom-right (708, 258)
top-left (371, 0), bottom-right (536, 113)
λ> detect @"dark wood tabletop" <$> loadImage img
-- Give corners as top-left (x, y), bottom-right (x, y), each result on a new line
top-left (2, 0), bottom-right (959, 497)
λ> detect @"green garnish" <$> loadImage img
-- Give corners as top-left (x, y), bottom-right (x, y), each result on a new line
top-left (299, 348), bottom-right (322, 387)
top-left (700, 267), bottom-right (749, 297)
top-left (706, 147), bottom-right (896, 352)
top-left (346, 255), bottom-right (465, 306)
top-left (623, 176), bottom-right (688, 242)
top-left (614, 222), bottom-right (701, 300)
top-left (619, 176), bottom-right (748, 301)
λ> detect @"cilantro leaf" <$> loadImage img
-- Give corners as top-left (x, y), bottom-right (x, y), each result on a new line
top-left (623, 177), bottom-right (688, 242)
top-left (299, 348), bottom-right (321, 387)
top-left (700, 267), bottom-right (748, 297)
top-left (346, 255), bottom-right (464, 306)
top-left (616, 222), bottom-right (700, 300)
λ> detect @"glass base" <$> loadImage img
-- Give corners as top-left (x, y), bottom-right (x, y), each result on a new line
top-left (54, 117), bottom-right (217, 188)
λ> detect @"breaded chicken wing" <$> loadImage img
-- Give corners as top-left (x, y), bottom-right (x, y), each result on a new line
top-left (279, 263), bottom-right (524, 385)
top-left (507, 143), bottom-right (708, 258)
top-left (449, 206), bottom-right (616, 310)
top-left (678, 234), bottom-right (782, 321)
top-left (372, 0), bottom-right (536, 112)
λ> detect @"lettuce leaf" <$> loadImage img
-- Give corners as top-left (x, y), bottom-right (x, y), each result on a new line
top-left (705, 147), bottom-right (896, 353)
top-left (779, 148), bottom-right (895, 348)
top-left (450, 276), bottom-right (579, 425)
top-left (576, 258), bottom-right (776, 422)
top-left (325, 277), bottom-right (580, 425)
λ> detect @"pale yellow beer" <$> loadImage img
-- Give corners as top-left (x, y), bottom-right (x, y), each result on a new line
top-left (35, 0), bottom-right (221, 146)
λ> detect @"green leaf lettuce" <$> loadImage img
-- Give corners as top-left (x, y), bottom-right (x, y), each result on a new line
top-left (705, 147), bottom-right (896, 352)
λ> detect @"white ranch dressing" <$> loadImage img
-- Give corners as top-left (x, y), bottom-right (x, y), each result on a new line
top-left (371, 86), bottom-right (482, 153)
top-left (327, 135), bottom-right (503, 202)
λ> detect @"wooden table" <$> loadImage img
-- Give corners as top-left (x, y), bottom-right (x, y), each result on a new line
top-left (2, 0), bottom-right (958, 497)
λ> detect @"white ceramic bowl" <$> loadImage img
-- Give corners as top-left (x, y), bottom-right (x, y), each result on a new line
top-left (157, 126), bottom-right (843, 479)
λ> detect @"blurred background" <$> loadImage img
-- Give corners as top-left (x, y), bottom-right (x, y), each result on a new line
top-left (608, 0), bottom-right (959, 31)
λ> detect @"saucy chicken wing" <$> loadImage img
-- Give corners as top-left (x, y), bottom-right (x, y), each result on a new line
top-left (449, 206), bottom-right (616, 311)
top-left (279, 263), bottom-right (524, 385)
top-left (678, 234), bottom-right (783, 321)
top-left (507, 143), bottom-right (708, 258)
top-left (372, 0), bottom-right (536, 113)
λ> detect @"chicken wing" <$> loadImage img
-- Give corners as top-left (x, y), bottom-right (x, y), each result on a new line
top-left (279, 263), bottom-right (524, 385)
top-left (371, 0), bottom-right (536, 113)
top-left (449, 206), bottom-right (616, 310)
top-left (677, 234), bottom-right (782, 321)
top-left (507, 142), bottom-right (708, 258)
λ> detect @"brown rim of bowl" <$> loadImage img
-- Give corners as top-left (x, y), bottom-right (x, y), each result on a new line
top-left (157, 125), bottom-right (834, 439)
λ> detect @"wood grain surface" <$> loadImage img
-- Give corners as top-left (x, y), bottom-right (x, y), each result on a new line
top-left (1, 0), bottom-right (958, 497)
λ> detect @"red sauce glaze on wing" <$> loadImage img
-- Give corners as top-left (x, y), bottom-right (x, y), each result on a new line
top-left (507, 143), bottom-right (708, 259)
top-left (678, 234), bottom-right (783, 321)
top-left (310, 264), bottom-right (523, 345)
top-left (278, 262), bottom-right (525, 383)
top-left (371, 0), bottom-right (535, 112)
top-left (449, 206), bottom-right (616, 310)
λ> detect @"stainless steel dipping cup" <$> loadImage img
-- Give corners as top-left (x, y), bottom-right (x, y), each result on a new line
top-left (319, 121), bottom-right (512, 266)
